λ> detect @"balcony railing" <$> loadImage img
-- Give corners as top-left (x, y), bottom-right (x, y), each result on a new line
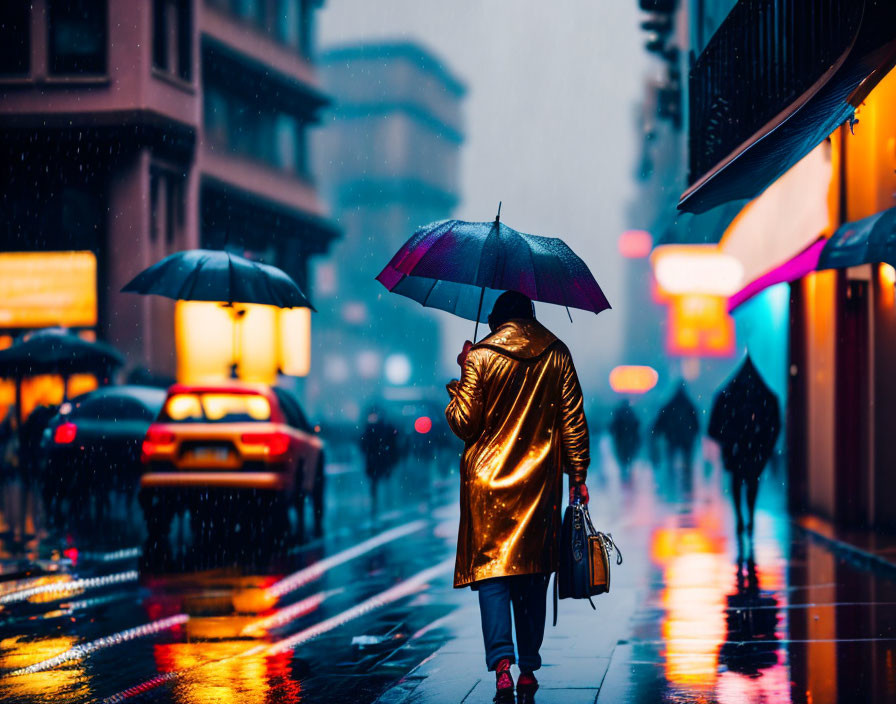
top-left (687, 0), bottom-right (863, 184)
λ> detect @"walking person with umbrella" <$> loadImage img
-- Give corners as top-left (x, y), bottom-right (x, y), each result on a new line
top-left (378, 209), bottom-right (609, 703)
top-left (709, 355), bottom-right (781, 557)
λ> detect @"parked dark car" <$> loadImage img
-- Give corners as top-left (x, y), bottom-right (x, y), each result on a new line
top-left (42, 385), bottom-right (166, 524)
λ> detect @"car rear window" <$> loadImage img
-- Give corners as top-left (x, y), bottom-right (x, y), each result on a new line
top-left (160, 393), bottom-right (271, 423)
top-left (72, 397), bottom-right (156, 422)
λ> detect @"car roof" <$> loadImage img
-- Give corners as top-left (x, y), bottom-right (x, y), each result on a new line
top-left (167, 382), bottom-right (273, 397)
top-left (72, 385), bottom-right (167, 408)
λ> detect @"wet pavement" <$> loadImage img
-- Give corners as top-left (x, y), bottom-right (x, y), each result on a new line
top-left (0, 439), bottom-right (895, 703)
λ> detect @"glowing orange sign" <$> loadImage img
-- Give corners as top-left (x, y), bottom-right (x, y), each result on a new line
top-left (609, 365), bottom-right (658, 394)
top-left (667, 294), bottom-right (735, 357)
top-left (0, 252), bottom-right (97, 328)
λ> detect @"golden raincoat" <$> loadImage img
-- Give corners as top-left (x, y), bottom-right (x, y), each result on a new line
top-left (446, 319), bottom-right (590, 588)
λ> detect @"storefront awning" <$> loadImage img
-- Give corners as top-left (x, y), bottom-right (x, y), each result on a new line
top-left (679, 0), bottom-right (896, 214)
top-left (728, 239), bottom-right (825, 312)
top-left (721, 143), bottom-right (834, 311)
top-left (658, 200), bottom-right (746, 246)
top-left (729, 206), bottom-right (896, 311)
top-left (818, 206), bottom-right (896, 270)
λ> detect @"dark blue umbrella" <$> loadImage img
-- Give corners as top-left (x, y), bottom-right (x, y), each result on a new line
top-left (376, 207), bottom-right (610, 338)
top-left (122, 249), bottom-right (314, 309)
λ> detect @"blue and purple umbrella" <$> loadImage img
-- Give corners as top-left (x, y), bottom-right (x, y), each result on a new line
top-left (376, 208), bottom-right (610, 339)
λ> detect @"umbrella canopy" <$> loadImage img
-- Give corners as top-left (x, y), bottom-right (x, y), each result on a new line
top-left (376, 215), bottom-right (610, 326)
top-left (708, 356), bottom-right (781, 476)
top-left (122, 249), bottom-right (314, 309)
top-left (0, 329), bottom-right (124, 379)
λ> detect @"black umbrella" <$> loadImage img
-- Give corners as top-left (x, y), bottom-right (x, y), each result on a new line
top-left (0, 329), bottom-right (124, 379)
top-left (122, 249), bottom-right (315, 309)
top-left (708, 356), bottom-right (781, 478)
top-left (0, 329), bottom-right (125, 435)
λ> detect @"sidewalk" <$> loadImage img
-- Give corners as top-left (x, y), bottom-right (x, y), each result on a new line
top-left (795, 513), bottom-right (896, 577)
top-left (376, 583), bottom-right (638, 704)
top-left (376, 454), bottom-right (896, 704)
top-left (374, 460), bottom-right (650, 704)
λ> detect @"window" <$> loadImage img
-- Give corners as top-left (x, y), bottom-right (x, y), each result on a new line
top-left (161, 392), bottom-right (272, 423)
top-left (153, 0), bottom-right (192, 81)
top-left (273, 388), bottom-right (312, 432)
top-left (165, 176), bottom-right (186, 245)
top-left (150, 174), bottom-right (160, 242)
top-left (276, 0), bottom-right (300, 49)
top-left (150, 168), bottom-right (186, 245)
top-left (48, 0), bottom-right (107, 76)
top-left (0, 1), bottom-right (29, 76)
top-left (203, 86), bottom-right (308, 176)
top-left (73, 396), bottom-right (156, 422)
top-left (274, 114), bottom-right (298, 173)
top-left (207, 0), bottom-right (310, 56)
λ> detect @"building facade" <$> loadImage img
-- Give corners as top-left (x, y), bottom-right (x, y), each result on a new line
top-left (0, 0), bottom-right (337, 383)
top-left (630, 0), bottom-right (896, 532)
top-left (308, 41), bottom-right (465, 426)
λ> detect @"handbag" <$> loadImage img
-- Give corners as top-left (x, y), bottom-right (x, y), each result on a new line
top-left (554, 499), bottom-right (622, 625)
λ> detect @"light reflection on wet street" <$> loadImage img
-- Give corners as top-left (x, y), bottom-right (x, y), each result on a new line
top-left (0, 440), bottom-right (895, 703)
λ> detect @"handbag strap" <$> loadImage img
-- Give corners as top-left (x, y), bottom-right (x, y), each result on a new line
top-left (552, 571), bottom-right (558, 627)
top-left (580, 503), bottom-right (624, 566)
top-left (599, 532), bottom-right (624, 565)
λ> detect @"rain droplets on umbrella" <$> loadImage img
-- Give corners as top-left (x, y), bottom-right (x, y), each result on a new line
top-left (376, 206), bottom-right (610, 341)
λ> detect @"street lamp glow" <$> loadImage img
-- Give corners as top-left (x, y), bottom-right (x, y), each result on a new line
top-left (384, 354), bottom-right (412, 385)
top-left (618, 230), bottom-right (653, 258)
top-left (609, 365), bottom-right (659, 394)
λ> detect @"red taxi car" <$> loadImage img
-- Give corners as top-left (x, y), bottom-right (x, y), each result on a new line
top-left (138, 383), bottom-right (324, 541)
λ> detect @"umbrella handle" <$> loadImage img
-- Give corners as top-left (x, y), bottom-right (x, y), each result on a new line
top-left (473, 286), bottom-right (486, 342)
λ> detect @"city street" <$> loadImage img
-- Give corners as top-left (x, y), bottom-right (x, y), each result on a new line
top-left (0, 440), bottom-right (894, 703)
top-left (2, 0), bottom-right (896, 701)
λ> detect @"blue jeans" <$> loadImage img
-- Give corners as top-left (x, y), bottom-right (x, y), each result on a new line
top-left (476, 574), bottom-right (550, 672)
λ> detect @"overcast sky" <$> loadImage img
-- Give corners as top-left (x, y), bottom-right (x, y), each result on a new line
top-left (317, 2), bottom-right (650, 391)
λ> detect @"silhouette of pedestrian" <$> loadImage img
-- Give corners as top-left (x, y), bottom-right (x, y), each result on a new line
top-left (609, 400), bottom-right (640, 478)
top-left (360, 407), bottom-right (399, 515)
top-left (709, 356), bottom-right (780, 554)
top-left (650, 385), bottom-right (699, 487)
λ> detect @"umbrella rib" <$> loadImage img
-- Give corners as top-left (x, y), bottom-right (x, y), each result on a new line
top-left (181, 253), bottom-right (206, 301)
top-left (420, 278), bottom-right (440, 308)
top-left (476, 221), bottom-right (495, 291)
top-left (256, 260), bottom-right (277, 307)
top-left (524, 235), bottom-right (540, 301)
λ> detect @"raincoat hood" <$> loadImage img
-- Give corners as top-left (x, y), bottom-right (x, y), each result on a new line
top-left (473, 319), bottom-right (558, 361)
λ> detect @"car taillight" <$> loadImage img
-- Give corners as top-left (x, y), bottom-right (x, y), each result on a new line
top-left (141, 426), bottom-right (175, 462)
top-left (54, 422), bottom-right (77, 444)
top-left (241, 431), bottom-right (290, 457)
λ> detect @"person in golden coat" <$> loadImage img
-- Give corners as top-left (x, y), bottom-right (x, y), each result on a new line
top-left (446, 290), bottom-right (590, 704)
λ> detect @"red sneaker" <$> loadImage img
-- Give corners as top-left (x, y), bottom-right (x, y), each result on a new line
top-left (517, 671), bottom-right (539, 704)
top-left (493, 658), bottom-right (514, 703)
